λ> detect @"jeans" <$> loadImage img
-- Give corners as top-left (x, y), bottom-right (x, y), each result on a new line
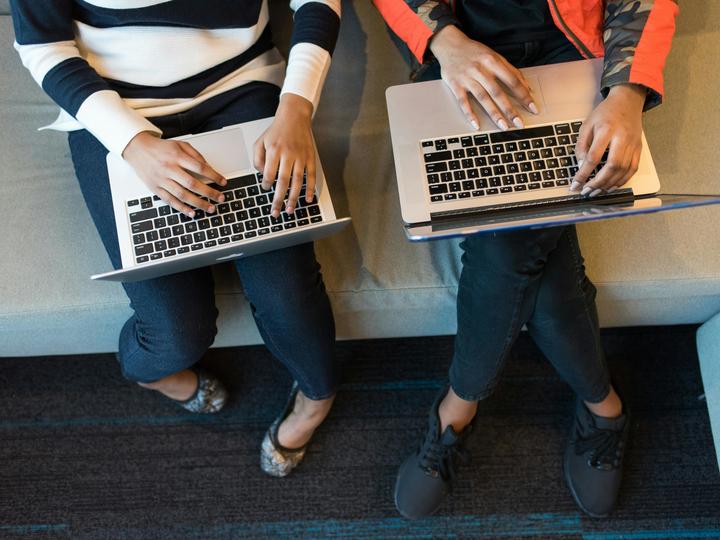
top-left (420, 37), bottom-right (611, 404)
top-left (68, 83), bottom-right (338, 400)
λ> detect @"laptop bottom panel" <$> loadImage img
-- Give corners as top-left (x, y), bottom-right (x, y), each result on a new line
top-left (405, 195), bottom-right (720, 241)
top-left (92, 218), bottom-right (351, 282)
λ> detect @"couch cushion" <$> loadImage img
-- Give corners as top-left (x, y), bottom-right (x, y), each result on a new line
top-left (1, 2), bottom-right (720, 356)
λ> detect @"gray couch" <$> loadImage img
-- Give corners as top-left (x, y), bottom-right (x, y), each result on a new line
top-left (1, 0), bottom-right (719, 461)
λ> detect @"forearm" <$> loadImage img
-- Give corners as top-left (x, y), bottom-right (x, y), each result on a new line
top-left (601, 0), bottom-right (679, 110)
top-left (282, 0), bottom-right (341, 113)
top-left (10, 0), bottom-right (161, 154)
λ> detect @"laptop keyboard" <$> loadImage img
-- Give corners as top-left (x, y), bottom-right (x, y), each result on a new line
top-left (126, 173), bottom-right (323, 265)
top-left (421, 120), bottom-right (608, 203)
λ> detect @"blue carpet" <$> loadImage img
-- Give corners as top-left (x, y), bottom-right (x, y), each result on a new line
top-left (0, 326), bottom-right (718, 539)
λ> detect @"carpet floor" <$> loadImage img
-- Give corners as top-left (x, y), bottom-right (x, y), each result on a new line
top-left (0, 326), bottom-right (719, 539)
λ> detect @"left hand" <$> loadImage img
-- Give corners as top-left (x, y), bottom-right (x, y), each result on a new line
top-left (571, 84), bottom-right (647, 196)
top-left (253, 93), bottom-right (317, 218)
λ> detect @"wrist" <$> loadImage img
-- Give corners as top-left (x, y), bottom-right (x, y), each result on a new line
top-left (429, 25), bottom-right (465, 60)
top-left (122, 130), bottom-right (159, 158)
top-left (608, 83), bottom-right (647, 109)
top-left (277, 92), bottom-right (314, 120)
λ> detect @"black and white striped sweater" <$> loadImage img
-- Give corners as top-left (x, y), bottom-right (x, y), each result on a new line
top-left (10, 0), bottom-right (341, 155)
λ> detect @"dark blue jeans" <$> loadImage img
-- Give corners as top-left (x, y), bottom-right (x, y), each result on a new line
top-left (68, 83), bottom-right (338, 399)
top-left (420, 37), bottom-right (611, 404)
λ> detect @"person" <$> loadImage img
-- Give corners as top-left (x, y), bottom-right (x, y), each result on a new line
top-left (10, 0), bottom-right (342, 477)
top-left (373, 0), bottom-right (677, 518)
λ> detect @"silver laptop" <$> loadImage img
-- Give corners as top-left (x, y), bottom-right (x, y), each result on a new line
top-left (386, 58), bottom-right (720, 240)
top-left (92, 117), bottom-right (351, 282)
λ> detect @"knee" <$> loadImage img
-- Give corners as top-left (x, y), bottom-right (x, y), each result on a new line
top-left (119, 309), bottom-right (218, 382)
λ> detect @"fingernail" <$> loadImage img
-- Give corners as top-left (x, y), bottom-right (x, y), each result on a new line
top-left (608, 186), bottom-right (618, 193)
top-left (512, 116), bottom-right (524, 129)
top-left (497, 119), bottom-right (509, 131)
top-left (529, 102), bottom-right (539, 114)
top-left (581, 185), bottom-right (593, 196)
top-left (470, 120), bottom-right (479, 130)
top-left (570, 181), bottom-right (581, 192)
top-left (187, 211), bottom-right (195, 218)
top-left (590, 188), bottom-right (603, 198)
top-left (207, 205), bottom-right (215, 213)
top-left (218, 195), bottom-right (225, 202)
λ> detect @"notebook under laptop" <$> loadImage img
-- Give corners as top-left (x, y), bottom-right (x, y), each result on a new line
top-left (92, 117), bottom-right (351, 282)
top-left (386, 58), bottom-right (720, 240)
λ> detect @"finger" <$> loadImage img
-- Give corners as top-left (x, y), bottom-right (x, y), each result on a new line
top-left (262, 148), bottom-right (281, 192)
top-left (574, 120), bottom-right (593, 165)
top-left (286, 160), bottom-right (305, 214)
top-left (581, 138), bottom-right (628, 195)
top-left (172, 166), bottom-right (225, 203)
top-left (571, 129), bottom-right (611, 191)
top-left (473, 70), bottom-right (521, 128)
top-left (156, 187), bottom-right (195, 218)
top-left (447, 81), bottom-right (481, 130)
top-left (305, 152), bottom-right (317, 203)
top-left (253, 137), bottom-right (266, 174)
top-left (178, 142), bottom-right (226, 185)
top-left (164, 175), bottom-right (216, 213)
top-left (466, 80), bottom-right (507, 131)
top-left (492, 60), bottom-right (537, 114)
top-left (271, 156), bottom-right (293, 218)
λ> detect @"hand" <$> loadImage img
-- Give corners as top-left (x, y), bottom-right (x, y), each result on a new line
top-left (253, 93), bottom-right (317, 218)
top-left (571, 84), bottom-right (646, 196)
top-left (429, 25), bottom-right (538, 131)
top-left (123, 132), bottom-right (226, 218)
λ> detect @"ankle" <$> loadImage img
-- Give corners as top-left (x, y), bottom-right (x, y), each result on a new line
top-left (138, 369), bottom-right (198, 401)
top-left (438, 387), bottom-right (478, 432)
top-left (585, 386), bottom-right (623, 419)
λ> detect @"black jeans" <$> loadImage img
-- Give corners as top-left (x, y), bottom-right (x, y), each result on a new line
top-left (68, 83), bottom-right (339, 399)
top-left (420, 37), bottom-right (611, 403)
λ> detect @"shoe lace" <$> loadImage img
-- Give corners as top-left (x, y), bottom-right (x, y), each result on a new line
top-left (418, 431), bottom-right (468, 484)
top-left (575, 423), bottom-right (624, 470)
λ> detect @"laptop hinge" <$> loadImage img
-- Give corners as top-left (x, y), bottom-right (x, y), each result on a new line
top-left (429, 188), bottom-right (635, 220)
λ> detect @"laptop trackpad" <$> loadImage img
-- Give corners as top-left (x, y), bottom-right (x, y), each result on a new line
top-left (182, 127), bottom-right (251, 175)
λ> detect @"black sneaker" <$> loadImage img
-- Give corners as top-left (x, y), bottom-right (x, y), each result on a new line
top-left (394, 387), bottom-right (471, 519)
top-left (564, 400), bottom-right (629, 517)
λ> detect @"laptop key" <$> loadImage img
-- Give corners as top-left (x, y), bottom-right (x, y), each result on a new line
top-left (571, 121), bottom-right (583, 133)
top-left (219, 237), bottom-right (231, 244)
top-left (542, 181), bottom-right (555, 188)
top-left (431, 195), bottom-right (443, 202)
top-left (132, 233), bottom-right (145, 245)
top-left (140, 197), bottom-right (153, 209)
top-left (136, 256), bottom-right (149, 264)
top-left (129, 208), bottom-right (158, 223)
top-left (146, 230), bottom-right (159, 242)
top-left (207, 229), bottom-right (219, 239)
top-left (164, 249), bottom-right (177, 257)
top-left (444, 194), bottom-right (457, 200)
top-left (220, 226), bottom-right (232, 236)
top-left (178, 246), bottom-right (190, 254)
top-left (158, 206), bottom-right (171, 216)
top-left (486, 188), bottom-right (499, 195)
top-left (473, 134), bottom-right (489, 145)
top-left (150, 253), bottom-right (163, 261)
top-left (529, 183), bottom-right (541, 190)
top-left (135, 243), bottom-right (154, 256)
top-left (556, 179), bottom-right (570, 186)
top-left (168, 238), bottom-right (180, 248)
top-left (471, 190), bottom-right (485, 197)
top-left (514, 185), bottom-right (527, 191)
top-left (422, 140), bottom-right (434, 148)
top-left (424, 151), bottom-right (452, 163)
top-left (193, 232), bottom-right (206, 243)
top-left (190, 243), bottom-right (203, 251)
top-left (128, 199), bottom-right (139, 207)
top-left (232, 223), bottom-right (245, 233)
top-left (555, 123), bottom-right (571, 134)
top-left (204, 240), bottom-right (217, 248)
top-left (434, 140), bottom-right (447, 150)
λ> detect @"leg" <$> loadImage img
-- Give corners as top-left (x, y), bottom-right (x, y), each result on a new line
top-left (68, 129), bottom-right (219, 400)
top-left (234, 242), bottom-right (338, 447)
top-left (443, 227), bottom-right (568, 430)
top-left (525, 226), bottom-right (621, 417)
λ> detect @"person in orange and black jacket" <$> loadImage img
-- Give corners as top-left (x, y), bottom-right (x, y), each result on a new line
top-left (373, 0), bottom-right (678, 519)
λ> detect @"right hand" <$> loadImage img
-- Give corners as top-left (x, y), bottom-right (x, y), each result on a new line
top-left (122, 131), bottom-right (227, 218)
top-left (429, 25), bottom-right (538, 131)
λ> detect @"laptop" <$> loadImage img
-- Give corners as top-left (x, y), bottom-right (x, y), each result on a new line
top-left (92, 117), bottom-right (351, 282)
top-left (386, 58), bottom-right (720, 240)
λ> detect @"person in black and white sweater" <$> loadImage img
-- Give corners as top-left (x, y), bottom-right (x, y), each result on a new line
top-left (10, 0), bottom-right (341, 477)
